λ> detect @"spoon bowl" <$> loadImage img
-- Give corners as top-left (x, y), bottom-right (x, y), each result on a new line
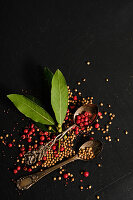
top-left (73, 103), bottom-right (98, 125)
top-left (79, 140), bottom-right (103, 161)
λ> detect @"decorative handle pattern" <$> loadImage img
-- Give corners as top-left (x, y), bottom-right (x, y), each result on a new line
top-left (17, 154), bottom-right (78, 190)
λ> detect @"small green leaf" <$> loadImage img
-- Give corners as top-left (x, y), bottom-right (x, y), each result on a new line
top-left (44, 67), bottom-right (53, 87)
top-left (51, 69), bottom-right (68, 125)
top-left (7, 94), bottom-right (55, 125)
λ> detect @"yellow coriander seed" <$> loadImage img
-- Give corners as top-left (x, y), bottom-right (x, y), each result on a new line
top-left (89, 185), bottom-right (92, 189)
top-left (125, 131), bottom-right (128, 135)
top-left (96, 195), bottom-right (100, 199)
top-left (117, 138), bottom-right (119, 142)
top-left (105, 78), bottom-right (109, 82)
top-left (87, 61), bottom-right (90, 65)
top-left (53, 177), bottom-right (56, 181)
top-left (100, 103), bottom-right (103, 106)
top-left (77, 82), bottom-right (81, 85)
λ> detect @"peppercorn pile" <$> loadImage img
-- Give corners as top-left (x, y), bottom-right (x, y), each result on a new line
top-left (0, 78), bottom-right (128, 199)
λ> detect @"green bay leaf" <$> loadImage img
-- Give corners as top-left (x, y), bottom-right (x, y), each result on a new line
top-left (51, 69), bottom-right (68, 125)
top-left (44, 67), bottom-right (53, 87)
top-left (7, 94), bottom-right (55, 125)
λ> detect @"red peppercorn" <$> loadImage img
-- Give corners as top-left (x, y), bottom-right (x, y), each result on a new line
top-left (44, 132), bottom-right (48, 136)
top-left (65, 116), bottom-right (68, 120)
top-left (34, 144), bottom-right (38, 148)
top-left (75, 127), bottom-right (79, 131)
top-left (54, 153), bottom-right (59, 157)
top-left (31, 124), bottom-right (34, 128)
top-left (31, 128), bottom-right (35, 132)
top-left (89, 137), bottom-right (94, 140)
top-left (83, 171), bottom-right (89, 177)
top-left (98, 112), bottom-right (102, 116)
top-left (95, 123), bottom-right (99, 129)
top-left (84, 122), bottom-right (88, 126)
top-left (21, 135), bottom-right (26, 139)
top-left (85, 117), bottom-right (89, 122)
top-left (81, 114), bottom-right (85, 118)
top-left (52, 145), bottom-right (56, 150)
top-left (20, 147), bottom-right (25, 151)
top-left (24, 129), bottom-right (28, 134)
top-left (77, 115), bottom-right (81, 120)
top-left (80, 123), bottom-right (84, 127)
top-left (76, 119), bottom-right (80, 124)
top-left (23, 167), bottom-right (27, 171)
top-left (40, 142), bottom-right (43, 145)
top-left (28, 168), bottom-right (32, 172)
top-left (13, 169), bottom-right (18, 174)
top-left (28, 148), bottom-right (32, 151)
top-left (8, 143), bottom-right (12, 148)
top-left (40, 136), bottom-right (45, 141)
top-left (17, 166), bottom-right (21, 171)
top-left (81, 127), bottom-right (85, 130)
top-left (67, 109), bottom-right (69, 113)
top-left (75, 130), bottom-right (79, 135)
top-left (73, 96), bottom-right (77, 101)
top-left (47, 137), bottom-right (51, 141)
top-left (27, 138), bottom-right (32, 143)
top-left (43, 156), bottom-right (47, 161)
top-left (84, 112), bottom-right (89, 116)
top-left (28, 131), bottom-right (33, 135)
top-left (60, 147), bottom-right (64, 151)
top-left (63, 174), bottom-right (68, 179)
top-left (81, 118), bottom-right (84, 123)
top-left (19, 153), bottom-right (23, 157)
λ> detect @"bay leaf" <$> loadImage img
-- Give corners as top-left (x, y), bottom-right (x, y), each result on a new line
top-left (44, 67), bottom-right (53, 87)
top-left (51, 69), bottom-right (68, 125)
top-left (7, 94), bottom-right (55, 125)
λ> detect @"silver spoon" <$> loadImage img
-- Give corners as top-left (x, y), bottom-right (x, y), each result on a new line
top-left (24, 103), bottom-right (98, 165)
top-left (17, 139), bottom-right (102, 190)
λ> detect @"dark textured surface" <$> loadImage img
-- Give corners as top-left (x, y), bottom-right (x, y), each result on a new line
top-left (0, 1), bottom-right (133, 200)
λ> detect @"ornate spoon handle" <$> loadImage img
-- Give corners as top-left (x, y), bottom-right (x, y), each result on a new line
top-left (17, 154), bottom-right (78, 190)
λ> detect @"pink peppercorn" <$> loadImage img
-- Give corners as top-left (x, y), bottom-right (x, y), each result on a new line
top-left (31, 128), bottom-right (35, 132)
top-left (81, 118), bottom-right (84, 122)
top-left (63, 174), bottom-right (68, 179)
top-left (52, 145), bottom-right (56, 150)
top-left (24, 129), bottom-right (28, 134)
top-left (28, 131), bottom-right (32, 135)
top-left (43, 156), bottom-right (47, 161)
top-left (77, 115), bottom-right (81, 120)
top-left (98, 112), bottom-right (102, 116)
top-left (80, 123), bottom-right (84, 127)
top-left (73, 96), bottom-right (77, 101)
top-left (84, 112), bottom-right (89, 116)
top-left (60, 147), bottom-right (64, 151)
top-left (54, 153), bottom-right (59, 157)
top-left (84, 122), bottom-right (88, 126)
top-left (84, 171), bottom-right (89, 177)
top-left (19, 153), bottom-right (23, 157)
top-left (17, 166), bottom-right (21, 171)
top-left (40, 136), bottom-right (45, 141)
top-left (8, 143), bottom-right (12, 148)
top-left (31, 124), bottom-right (34, 128)
top-left (76, 119), bottom-right (80, 124)
top-left (13, 169), bottom-right (18, 174)
top-left (28, 168), bottom-right (32, 172)
top-left (95, 123), bottom-right (99, 129)
top-left (85, 117), bottom-right (89, 122)
top-left (75, 130), bottom-right (79, 135)
top-left (27, 138), bottom-right (32, 143)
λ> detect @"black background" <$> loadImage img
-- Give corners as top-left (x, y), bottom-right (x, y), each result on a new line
top-left (0, 1), bottom-right (133, 200)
